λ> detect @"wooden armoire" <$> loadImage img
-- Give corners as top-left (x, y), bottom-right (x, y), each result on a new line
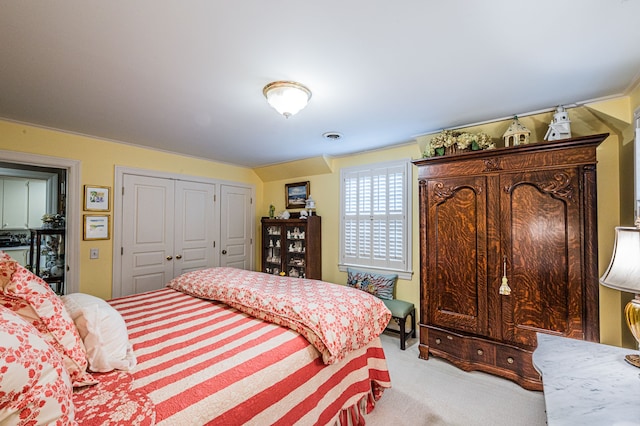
top-left (412, 133), bottom-right (608, 390)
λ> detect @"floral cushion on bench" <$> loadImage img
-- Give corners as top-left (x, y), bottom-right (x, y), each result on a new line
top-left (346, 268), bottom-right (397, 300)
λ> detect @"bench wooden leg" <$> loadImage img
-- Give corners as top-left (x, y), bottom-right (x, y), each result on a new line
top-left (392, 307), bottom-right (417, 350)
top-left (410, 308), bottom-right (416, 338)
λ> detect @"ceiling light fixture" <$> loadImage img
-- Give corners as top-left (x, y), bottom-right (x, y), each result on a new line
top-left (263, 81), bottom-right (311, 118)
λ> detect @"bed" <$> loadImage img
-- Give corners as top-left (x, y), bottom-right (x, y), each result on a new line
top-left (0, 259), bottom-right (392, 426)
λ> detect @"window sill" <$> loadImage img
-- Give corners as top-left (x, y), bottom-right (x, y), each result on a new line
top-left (338, 264), bottom-right (413, 281)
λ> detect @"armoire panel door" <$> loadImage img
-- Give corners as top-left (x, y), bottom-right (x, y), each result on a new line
top-left (426, 176), bottom-right (488, 335)
top-left (499, 168), bottom-right (584, 347)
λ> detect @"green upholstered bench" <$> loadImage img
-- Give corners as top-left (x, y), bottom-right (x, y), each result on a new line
top-left (382, 298), bottom-right (416, 350)
top-left (345, 267), bottom-right (416, 350)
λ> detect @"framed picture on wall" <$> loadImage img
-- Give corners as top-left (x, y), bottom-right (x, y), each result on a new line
top-left (285, 181), bottom-right (310, 210)
top-left (83, 215), bottom-right (110, 240)
top-left (84, 185), bottom-right (110, 211)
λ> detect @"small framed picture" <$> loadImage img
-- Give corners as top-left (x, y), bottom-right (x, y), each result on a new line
top-left (83, 215), bottom-right (110, 240)
top-left (285, 181), bottom-right (310, 210)
top-left (84, 185), bottom-right (110, 211)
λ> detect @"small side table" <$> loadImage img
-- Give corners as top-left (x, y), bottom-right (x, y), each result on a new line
top-left (532, 333), bottom-right (640, 425)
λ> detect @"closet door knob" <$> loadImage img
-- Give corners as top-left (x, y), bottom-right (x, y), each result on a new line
top-left (166, 256), bottom-right (173, 261)
top-left (175, 254), bottom-right (182, 259)
top-left (222, 250), bottom-right (227, 255)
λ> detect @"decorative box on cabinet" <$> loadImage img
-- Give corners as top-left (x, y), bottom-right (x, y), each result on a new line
top-left (261, 215), bottom-right (321, 280)
top-left (412, 133), bottom-right (608, 391)
top-left (28, 228), bottom-right (66, 295)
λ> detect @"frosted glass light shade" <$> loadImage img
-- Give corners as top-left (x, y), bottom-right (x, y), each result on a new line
top-left (600, 227), bottom-right (640, 293)
top-left (263, 81), bottom-right (311, 118)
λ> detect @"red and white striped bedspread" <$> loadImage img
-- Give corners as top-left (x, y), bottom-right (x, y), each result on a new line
top-left (105, 288), bottom-right (391, 425)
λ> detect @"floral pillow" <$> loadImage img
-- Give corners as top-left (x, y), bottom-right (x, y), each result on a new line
top-left (0, 253), bottom-right (16, 287)
top-left (346, 268), bottom-right (398, 300)
top-left (0, 252), bottom-right (95, 387)
top-left (0, 305), bottom-right (75, 425)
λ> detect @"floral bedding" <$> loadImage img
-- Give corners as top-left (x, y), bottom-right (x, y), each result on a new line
top-left (167, 267), bottom-right (392, 364)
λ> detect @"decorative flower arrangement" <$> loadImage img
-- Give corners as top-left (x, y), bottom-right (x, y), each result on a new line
top-left (41, 213), bottom-right (65, 229)
top-left (424, 130), bottom-right (495, 157)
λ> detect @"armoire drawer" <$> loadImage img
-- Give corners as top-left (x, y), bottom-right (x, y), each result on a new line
top-left (494, 345), bottom-right (539, 380)
top-left (428, 327), bottom-right (466, 360)
top-left (469, 339), bottom-right (496, 364)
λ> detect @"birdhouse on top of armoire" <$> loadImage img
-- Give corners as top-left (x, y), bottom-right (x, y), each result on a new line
top-left (502, 116), bottom-right (531, 147)
top-left (544, 105), bottom-right (572, 141)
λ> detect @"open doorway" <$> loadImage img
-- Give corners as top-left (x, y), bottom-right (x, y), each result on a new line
top-left (0, 150), bottom-right (80, 294)
top-left (0, 162), bottom-right (67, 293)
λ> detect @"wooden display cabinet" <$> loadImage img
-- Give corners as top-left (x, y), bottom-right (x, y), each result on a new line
top-left (28, 228), bottom-right (66, 295)
top-left (261, 215), bottom-right (321, 280)
top-left (413, 133), bottom-right (607, 390)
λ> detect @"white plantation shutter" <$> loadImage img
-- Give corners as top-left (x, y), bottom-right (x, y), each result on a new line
top-left (340, 160), bottom-right (411, 274)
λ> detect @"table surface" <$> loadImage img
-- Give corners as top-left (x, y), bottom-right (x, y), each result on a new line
top-left (532, 333), bottom-right (640, 425)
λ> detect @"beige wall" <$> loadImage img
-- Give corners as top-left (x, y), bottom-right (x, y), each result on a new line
top-left (1, 91), bottom-right (637, 347)
top-left (261, 102), bottom-right (635, 347)
top-left (261, 144), bottom-right (423, 308)
top-left (0, 119), bottom-right (263, 300)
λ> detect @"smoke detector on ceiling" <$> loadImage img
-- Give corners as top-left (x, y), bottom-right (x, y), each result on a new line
top-left (322, 132), bottom-right (343, 141)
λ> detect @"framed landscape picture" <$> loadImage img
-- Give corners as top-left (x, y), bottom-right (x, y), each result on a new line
top-left (285, 181), bottom-right (310, 210)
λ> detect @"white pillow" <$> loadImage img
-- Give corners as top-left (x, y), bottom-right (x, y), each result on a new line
top-left (61, 293), bottom-right (136, 373)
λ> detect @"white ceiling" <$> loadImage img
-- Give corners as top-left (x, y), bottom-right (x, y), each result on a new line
top-left (1, 1), bottom-right (640, 168)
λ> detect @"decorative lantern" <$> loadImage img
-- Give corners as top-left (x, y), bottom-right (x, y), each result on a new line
top-left (544, 106), bottom-right (572, 141)
top-left (305, 196), bottom-right (316, 216)
top-left (502, 116), bottom-right (531, 147)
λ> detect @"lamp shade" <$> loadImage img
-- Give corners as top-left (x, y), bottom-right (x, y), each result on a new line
top-left (263, 81), bottom-right (311, 118)
top-left (600, 227), bottom-right (640, 293)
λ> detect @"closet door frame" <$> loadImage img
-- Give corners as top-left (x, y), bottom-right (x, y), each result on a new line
top-left (112, 166), bottom-right (255, 298)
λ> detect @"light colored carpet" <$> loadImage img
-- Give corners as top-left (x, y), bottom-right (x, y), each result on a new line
top-left (365, 333), bottom-right (547, 426)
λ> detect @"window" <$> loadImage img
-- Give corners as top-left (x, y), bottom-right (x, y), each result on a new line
top-left (339, 159), bottom-right (412, 278)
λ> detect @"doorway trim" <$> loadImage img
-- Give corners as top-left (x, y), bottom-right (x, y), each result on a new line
top-left (0, 150), bottom-right (81, 293)
top-left (113, 166), bottom-right (255, 298)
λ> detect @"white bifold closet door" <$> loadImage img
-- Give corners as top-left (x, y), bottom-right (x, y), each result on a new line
top-left (120, 175), bottom-right (215, 296)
